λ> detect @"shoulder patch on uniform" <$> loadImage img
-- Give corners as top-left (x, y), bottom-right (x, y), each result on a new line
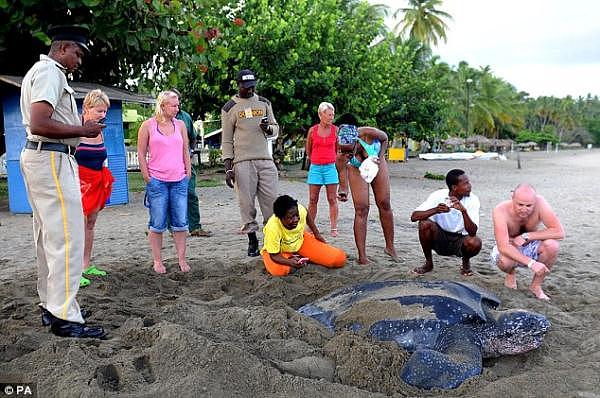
top-left (222, 99), bottom-right (236, 112)
top-left (258, 96), bottom-right (271, 106)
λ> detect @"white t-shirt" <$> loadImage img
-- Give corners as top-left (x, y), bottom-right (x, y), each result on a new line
top-left (414, 188), bottom-right (480, 235)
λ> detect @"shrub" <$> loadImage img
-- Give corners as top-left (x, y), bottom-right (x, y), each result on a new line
top-left (208, 149), bottom-right (222, 167)
top-left (424, 172), bottom-right (445, 180)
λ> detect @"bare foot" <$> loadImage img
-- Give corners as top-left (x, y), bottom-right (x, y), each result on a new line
top-left (413, 262), bottom-right (433, 275)
top-left (153, 263), bottom-right (166, 274)
top-left (384, 248), bottom-right (400, 262)
top-left (529, 285), bottom-right (550, 301)
top-left (504, 272), bottom-right (517, 289)
top-left (330, 228), bottom-right (338, 237)
top-left (357, 257), bottom-right (369, 265)
top-left (179, 262), bottom-right (191, 273)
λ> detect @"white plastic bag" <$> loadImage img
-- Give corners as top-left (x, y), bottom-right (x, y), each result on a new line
top-left (359, 156), bottom-right (379, 183)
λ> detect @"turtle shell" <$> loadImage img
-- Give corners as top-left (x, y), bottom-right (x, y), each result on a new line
top-left (298, 280), bottom-right (501, 352)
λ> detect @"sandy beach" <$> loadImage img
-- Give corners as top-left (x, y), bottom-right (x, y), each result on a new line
top-left (1, 149), bottom-right (599, 397)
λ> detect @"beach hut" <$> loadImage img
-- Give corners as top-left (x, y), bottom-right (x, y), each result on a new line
top-left (465, 135), bottom-right (491, 150)
top-left (516, 141), bottom-right (539, 151)
top-left (489, 138), bottom-right (514, 153)
top-left (443, 136), bottom-right (465, 152)
top-left (0, 75), bottom-right (154, 214)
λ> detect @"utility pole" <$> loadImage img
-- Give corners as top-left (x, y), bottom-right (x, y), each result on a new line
top-left (465, 78), bottom-right (473, 135)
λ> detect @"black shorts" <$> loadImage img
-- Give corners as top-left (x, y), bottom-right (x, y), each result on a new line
top-left (433, 228), bottom-right (466, 257)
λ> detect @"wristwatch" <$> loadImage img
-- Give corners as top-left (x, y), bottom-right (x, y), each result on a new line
top-left (521, 233), bottom-right (529, 244)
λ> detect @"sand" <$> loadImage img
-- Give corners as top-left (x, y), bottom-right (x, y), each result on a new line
top-left (0, 149), bottom-right (599, 397)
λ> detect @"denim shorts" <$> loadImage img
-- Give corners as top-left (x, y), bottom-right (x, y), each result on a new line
top-left (307, 163), bottom-right (339, 185)
top-left (145, 176), bottom-right (189, 233)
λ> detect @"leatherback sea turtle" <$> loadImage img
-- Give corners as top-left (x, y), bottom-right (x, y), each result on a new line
top-left (298, 280), bottom-right (550, 390)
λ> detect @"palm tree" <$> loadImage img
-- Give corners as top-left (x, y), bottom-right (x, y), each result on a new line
top-left (393, 0), bottom-right (452, 46)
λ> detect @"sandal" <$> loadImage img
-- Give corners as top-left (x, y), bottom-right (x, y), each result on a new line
top-left (79, 276), bottom-right (91, 288)
top-left (83, 264), bottom-right (107, 277)
top-left (190, 228), bottom-right (213, 237)
top-left (330, 228), bottom-right (338, 237)
top-left (460, 267), bottom-right (474, 277)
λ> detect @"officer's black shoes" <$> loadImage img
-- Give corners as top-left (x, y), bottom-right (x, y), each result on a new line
top-left (247, 232), bottom-right (260, 257)
top-left (40, 307), bottom-right (56, 326)
top-left (50, 318), bottom-right (106, 339)
top-left (247, 241), bottom-right (260, 257)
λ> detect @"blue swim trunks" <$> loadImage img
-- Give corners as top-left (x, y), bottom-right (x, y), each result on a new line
top-left (307, 163), bottom-right (339, 185)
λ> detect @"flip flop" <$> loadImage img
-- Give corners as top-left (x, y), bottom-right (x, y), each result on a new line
top-left (80, 276), bottom-right (91, 288)
top-left (460, 268), bottom-right (474, 277)
top-left (330, 228), bottom-right (338, 237)
top-left (83, 264), bottom-right (107, 276)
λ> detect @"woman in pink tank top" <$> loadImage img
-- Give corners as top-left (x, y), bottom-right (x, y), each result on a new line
top-left (137, 90), bottom-right (192, 274)
top-left (305, 102), bottom-right (340, 237)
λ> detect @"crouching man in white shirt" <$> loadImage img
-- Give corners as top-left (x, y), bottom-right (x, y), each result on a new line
top-left (411, 169), bottom-right (481, 276)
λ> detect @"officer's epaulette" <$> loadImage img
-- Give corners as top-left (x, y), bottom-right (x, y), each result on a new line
top-left (222, 99), bottom-right (236, 112)
top-left (258, 96), bottom-right (271, 106)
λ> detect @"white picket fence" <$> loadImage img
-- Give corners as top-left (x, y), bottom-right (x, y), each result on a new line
top-left (126, 148), bottom-right (212, 170)
top-left (126, 149), bottom-right (140, 170)
top-left (126, 144), bottom-right (305, 171)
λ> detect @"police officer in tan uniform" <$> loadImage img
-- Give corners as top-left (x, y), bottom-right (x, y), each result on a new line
top-left (20, 25), bottom-right (105, 338)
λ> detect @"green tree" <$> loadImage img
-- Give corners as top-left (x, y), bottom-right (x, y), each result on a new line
top-left (516, 129), bottom-right (558, 145)
top-left (0, 0), bottom-right (227, 92)
top-left (393, 0), bottom-right (452, 46)
top-left (445, 62), bottom-right (524, 139)
top-left (376, 48), bottom-right (452, 142)
top-left (179, 0), bottom-right (393, 140)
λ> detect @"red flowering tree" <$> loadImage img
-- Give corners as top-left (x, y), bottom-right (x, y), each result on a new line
top-left (0, 0), bottom-right (230, 93)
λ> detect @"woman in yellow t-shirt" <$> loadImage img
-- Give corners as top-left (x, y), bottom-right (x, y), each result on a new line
top-left (262, 195), bottom-right (347, 276)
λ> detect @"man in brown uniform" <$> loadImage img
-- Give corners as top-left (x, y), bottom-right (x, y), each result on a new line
top-left (20, 25), bottom-right (106, 338)
top-left (491, 183), bottom-right (564, 300)
top-left (221, 69), bottom-right (279, 256)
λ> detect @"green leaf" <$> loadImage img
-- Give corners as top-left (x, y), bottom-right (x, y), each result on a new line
top-left (126, 34), bottom-right (138, 48)
top-left (32, 31), bottom-right (50, 44)
top-left (82, 0), bottom-right (102, 6)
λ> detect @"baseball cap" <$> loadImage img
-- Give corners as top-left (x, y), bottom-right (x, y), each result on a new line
top-left (48, 24), bottom-right (90, 53)
top-left (236, 69), bottom-right (257, 88)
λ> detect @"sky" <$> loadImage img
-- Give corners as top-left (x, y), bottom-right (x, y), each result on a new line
top-left (376, 0), bottom-right (600, 98)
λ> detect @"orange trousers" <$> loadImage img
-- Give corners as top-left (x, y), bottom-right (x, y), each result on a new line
top-left (262, 232), bottom-right (347, 276)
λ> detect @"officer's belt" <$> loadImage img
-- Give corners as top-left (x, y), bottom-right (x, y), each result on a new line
top-left (25, 140), bottom-right (77, 156)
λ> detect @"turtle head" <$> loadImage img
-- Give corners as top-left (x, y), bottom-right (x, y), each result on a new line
top-left (478, 309), bottom-right (550, 358)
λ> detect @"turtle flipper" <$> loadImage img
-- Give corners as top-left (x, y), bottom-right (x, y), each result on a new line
top-left (400, 325), bottom-right (483, 389)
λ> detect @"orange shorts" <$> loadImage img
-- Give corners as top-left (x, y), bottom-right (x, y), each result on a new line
top-left (262, 232), bottom-right (346, 276)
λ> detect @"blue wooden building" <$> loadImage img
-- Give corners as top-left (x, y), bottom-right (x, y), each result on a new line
top-left (0, 75), bottom-right (154, 214)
